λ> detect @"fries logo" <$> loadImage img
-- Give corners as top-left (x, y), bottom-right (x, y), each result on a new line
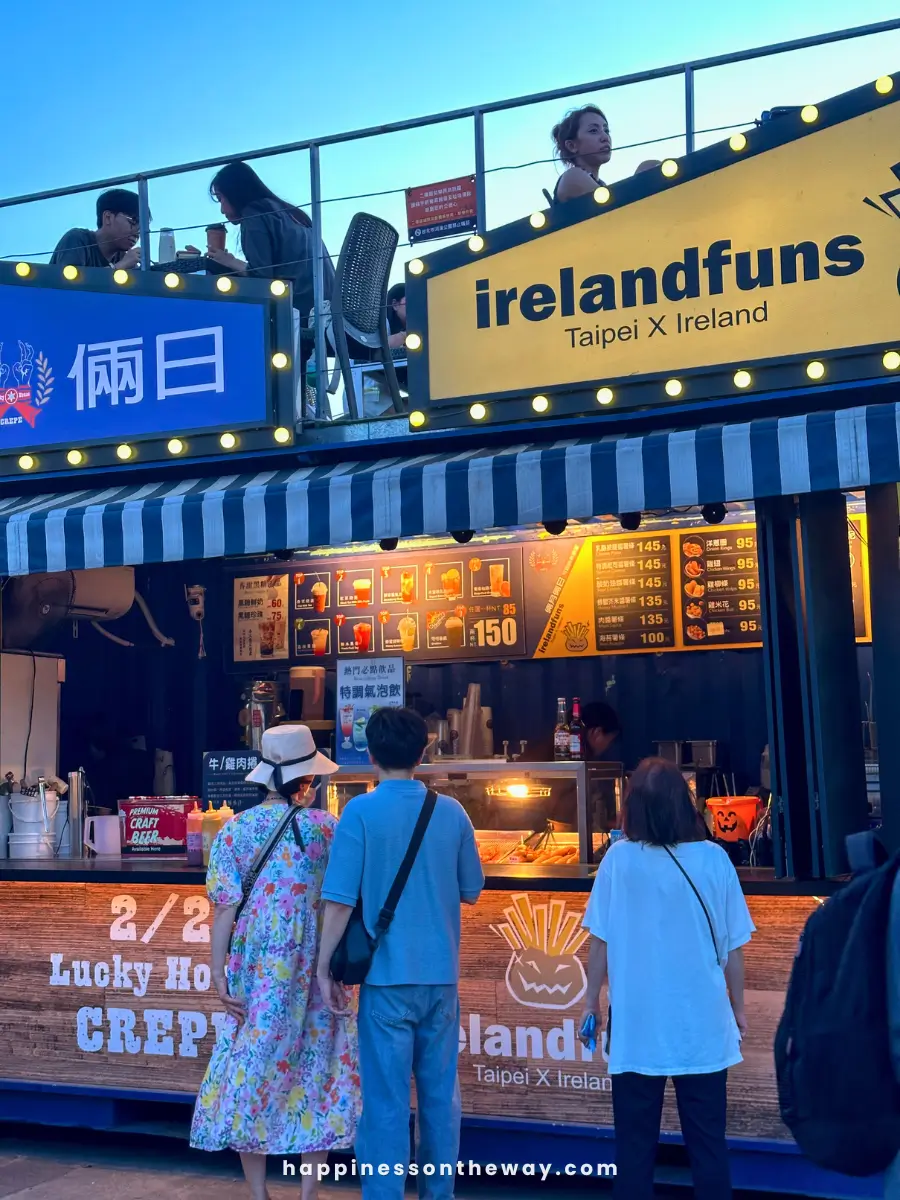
top-left (492, 893), bottom-right (588, 1010)
top-left (0, 342), bottom-right (53, 430)
top-left (563, 621), bottom-right (590, 653)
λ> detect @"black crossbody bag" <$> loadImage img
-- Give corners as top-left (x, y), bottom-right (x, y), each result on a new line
top-left (330, 789), bottom-right (437, 986)
top-left (227, 805), bottom-right (302, 957)
top-left (604, 845), bottom-right (719, 1055)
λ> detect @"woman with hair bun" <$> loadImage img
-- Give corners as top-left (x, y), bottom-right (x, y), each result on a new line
top-left (550, 104), bottom-right (612, 203)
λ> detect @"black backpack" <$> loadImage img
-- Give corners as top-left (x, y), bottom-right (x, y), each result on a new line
top-left (774, 846), bottom-right (900, 1176)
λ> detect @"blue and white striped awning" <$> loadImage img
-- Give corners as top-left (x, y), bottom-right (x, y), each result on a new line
top-left (1, 401), bottom-right (898, 576)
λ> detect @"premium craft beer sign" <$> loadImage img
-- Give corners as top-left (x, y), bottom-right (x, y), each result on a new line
top-left (407, 77), bottom-right (900, 419)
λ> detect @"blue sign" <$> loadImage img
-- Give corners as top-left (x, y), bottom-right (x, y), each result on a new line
top-left (336, 656), bottom-right (405, 767)
top-left (0, 284), bottom-right (268, 450)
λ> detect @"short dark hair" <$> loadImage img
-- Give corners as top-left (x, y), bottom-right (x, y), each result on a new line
top-left (366, 707), bottom-right (427, 771)
top-left (387, 283), bottom-right (405, 306)
top-left (622, 757), bottom-right (706, 846)
top-left (582, 701), bottom-right (620, 735)
top-left (96, 188), bottom-right (140, 228)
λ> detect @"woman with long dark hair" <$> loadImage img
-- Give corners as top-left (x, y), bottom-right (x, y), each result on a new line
top-left (580, 758), bottom-right (754, 1200)
top-left (202, 161), bottom-right (335, 410)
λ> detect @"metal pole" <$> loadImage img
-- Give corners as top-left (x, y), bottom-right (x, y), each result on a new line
top-left (684, 67), bottom-right (695, 155)
top-left (309, 145), bottom-right (329, 421)
top-left (138, 177), bottom-right (151, 272)
top-left (474, 110), bottom-right (487, 233)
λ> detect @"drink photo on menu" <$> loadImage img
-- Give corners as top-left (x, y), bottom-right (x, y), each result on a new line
top-left (426, 609), bottom-right (467, 651)
top-left (294, 570), bottom-right (331, 614)
top-left (468, 555), bottom-right (512, 599)
top-left (336, 567), bottom-right (374, 610)
top-left (336, 615), bottom-right (374, 655)
top-left (294, 618), bottom-right (331, 658)
top-left (425, 560), bottom-right (464, 602)
top-left (380, 611), bottom-right (420, 654)
top-left (380, 564), bottom-right (419, 606)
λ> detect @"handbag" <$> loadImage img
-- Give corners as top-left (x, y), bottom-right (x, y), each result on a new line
top-left (227, 804), bottom-right (301, 957)
top-left (330, 789), bottom-right (437, 985)
top-left (604, 844), bottom-right (720, 1055)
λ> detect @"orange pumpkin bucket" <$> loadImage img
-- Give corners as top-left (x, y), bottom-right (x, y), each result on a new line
top-left (707, 796), bottom-right (761, 843)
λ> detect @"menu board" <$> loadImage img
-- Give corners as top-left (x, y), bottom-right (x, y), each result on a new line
top-left (201, 751), bottom-right (263, 814)
top-left (232, 574), bottom-right (289, 662)
top-left (676, 525), bottom-right (762, 649)
top-left (232, 515), bottom-right (872, 666)
top-left (592, 534), bottom-right (675, 652)
top-left (280, 547), bottom-right (526, 664)
top-left (335, 657), bottom-right (405, 766)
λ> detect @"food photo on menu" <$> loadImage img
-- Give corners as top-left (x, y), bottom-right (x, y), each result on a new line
top-left (335, 567), bottom-right (374, 610)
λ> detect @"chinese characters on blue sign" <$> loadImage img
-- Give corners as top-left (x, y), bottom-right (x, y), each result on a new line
top-left (336, 657), bottom-right (405, 766)
top-left (0, 284), bottom-right (268, 450)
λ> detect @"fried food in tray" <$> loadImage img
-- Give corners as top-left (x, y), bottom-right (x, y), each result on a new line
top-left (686, 601), bottom-right (704, 619)
top-left (682, 540), bottom-right (704, 558)
top-left (686, 624), bottom-right (707, 641)
top-left (684, 559), bottom-right (705, 579)
top-left (684, 579), bottom-right (706, 598)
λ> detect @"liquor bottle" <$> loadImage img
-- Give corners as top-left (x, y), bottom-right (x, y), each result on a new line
top-left (553, 697), bottom-right (570, 761)
top-left (569, 697), bottom-right (584, 760)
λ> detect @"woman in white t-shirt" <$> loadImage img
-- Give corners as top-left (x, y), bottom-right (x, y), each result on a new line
top-left (581, 758), bottom-right (755, 1200)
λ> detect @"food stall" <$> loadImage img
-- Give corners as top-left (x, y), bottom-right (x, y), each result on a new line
top-left (0, 69), bottom-right (897, 1200)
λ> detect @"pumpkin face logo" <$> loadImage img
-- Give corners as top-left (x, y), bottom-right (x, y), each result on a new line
top-left (492, 892), bottom-right (588, 1010)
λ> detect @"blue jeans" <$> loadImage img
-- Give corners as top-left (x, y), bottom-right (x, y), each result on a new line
top-left (356, 983), bottom-right (461, 1200)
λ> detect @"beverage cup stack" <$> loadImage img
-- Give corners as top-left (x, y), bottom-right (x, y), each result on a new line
top-left (458, 684), bottom-right (482, 759)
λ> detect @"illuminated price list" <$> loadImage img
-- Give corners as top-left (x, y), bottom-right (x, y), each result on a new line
top-left (678, 529), bottom-right (762, 647)
top-left (591, 536), bottom-right (675, 652)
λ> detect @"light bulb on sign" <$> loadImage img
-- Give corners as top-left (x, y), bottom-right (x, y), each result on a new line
top-left (665, 379), bottom-right (683, 397)
top-left (216, 276), bottom-right (233, 293)
top-left (15, 263), bottom-right (31, 278)
top-left (167, 438), bottom-right (185, 455)
top-left (729, 133), bottom-right (747, 152)
top-left (409, 410), bottom-right (427, 428)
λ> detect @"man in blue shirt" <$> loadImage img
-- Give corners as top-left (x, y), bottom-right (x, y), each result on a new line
top-left (317, 708), bottom-right (484, 1198)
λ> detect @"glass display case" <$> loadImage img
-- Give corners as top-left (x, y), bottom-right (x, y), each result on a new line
top-left (326, 761), bottom-right (595, 868)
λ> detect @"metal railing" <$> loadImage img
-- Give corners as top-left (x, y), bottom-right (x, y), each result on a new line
top-left (2, 18), bottom-right (898, 424)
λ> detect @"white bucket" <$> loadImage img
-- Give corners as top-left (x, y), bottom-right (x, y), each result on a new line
top-left (8, 831), bottom-right (55, 859)
top-left (10, 793), bottom-right (59, 834)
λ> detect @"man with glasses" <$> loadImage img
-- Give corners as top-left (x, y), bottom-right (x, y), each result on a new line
top-left (50, 188), bottom-right (143, 270)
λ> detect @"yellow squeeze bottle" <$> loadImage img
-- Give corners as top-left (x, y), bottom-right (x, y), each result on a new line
top-left (218, 801), bottom-right (235, 829)
top-left (202, 802), bottom-right (220, 866)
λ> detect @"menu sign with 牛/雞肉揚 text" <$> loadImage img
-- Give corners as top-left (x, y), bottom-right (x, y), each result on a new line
top-left (677, 527), bottom-right (762, 648)
top-left (201, 752), bottom-right (263, 814)
top-left (232, 575), bottom-right (289, 662)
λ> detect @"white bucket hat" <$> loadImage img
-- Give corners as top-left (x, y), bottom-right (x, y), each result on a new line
top-left (245, 724), bottom-right (339, 791)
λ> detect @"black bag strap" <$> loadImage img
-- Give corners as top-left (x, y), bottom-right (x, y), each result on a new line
top-left (373, 789), bottom-right (437, 940)
top-left (233, 805), bottom-right (299, 930)
top-left (663, 845), bottom-right (720, 965)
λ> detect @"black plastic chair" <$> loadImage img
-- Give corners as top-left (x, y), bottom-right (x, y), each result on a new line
top-left (328, 213), bottom-right (404, 419)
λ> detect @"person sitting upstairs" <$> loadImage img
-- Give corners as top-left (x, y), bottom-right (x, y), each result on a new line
top-left (51, 188), bottom-right (143, 270)
top-left (386, 282), bottom-right (407, 350)
top-left (551, 104), bottom-right (612, 203)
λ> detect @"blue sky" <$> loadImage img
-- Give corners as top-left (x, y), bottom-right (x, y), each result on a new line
top-left (3, 0), bottom-right (899, 284)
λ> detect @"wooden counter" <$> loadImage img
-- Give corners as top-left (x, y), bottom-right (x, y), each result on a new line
top-left (0, 858), bottom-right (817, 1144)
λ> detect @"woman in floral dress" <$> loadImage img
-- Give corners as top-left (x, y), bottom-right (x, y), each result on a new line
top-left (191, 725), bottom-right (360, 1200)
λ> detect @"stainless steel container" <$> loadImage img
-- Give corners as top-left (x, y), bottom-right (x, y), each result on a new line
top-left (67, 769), bottom-right (85, 859)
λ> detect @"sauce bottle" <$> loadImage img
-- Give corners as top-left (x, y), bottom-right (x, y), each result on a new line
top-left (218, 800), bottom-right (235, 829)
top-left (202, 802), bottom-right (220, 867)
top-left (186, 802), bottom-right (204, 866)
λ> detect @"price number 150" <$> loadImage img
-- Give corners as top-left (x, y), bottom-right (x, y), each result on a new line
top-left (472, 618), bottom-right (518, 648)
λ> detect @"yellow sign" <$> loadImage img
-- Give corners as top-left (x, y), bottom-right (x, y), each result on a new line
top-left (411, 80), bottom-right (900, 408)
